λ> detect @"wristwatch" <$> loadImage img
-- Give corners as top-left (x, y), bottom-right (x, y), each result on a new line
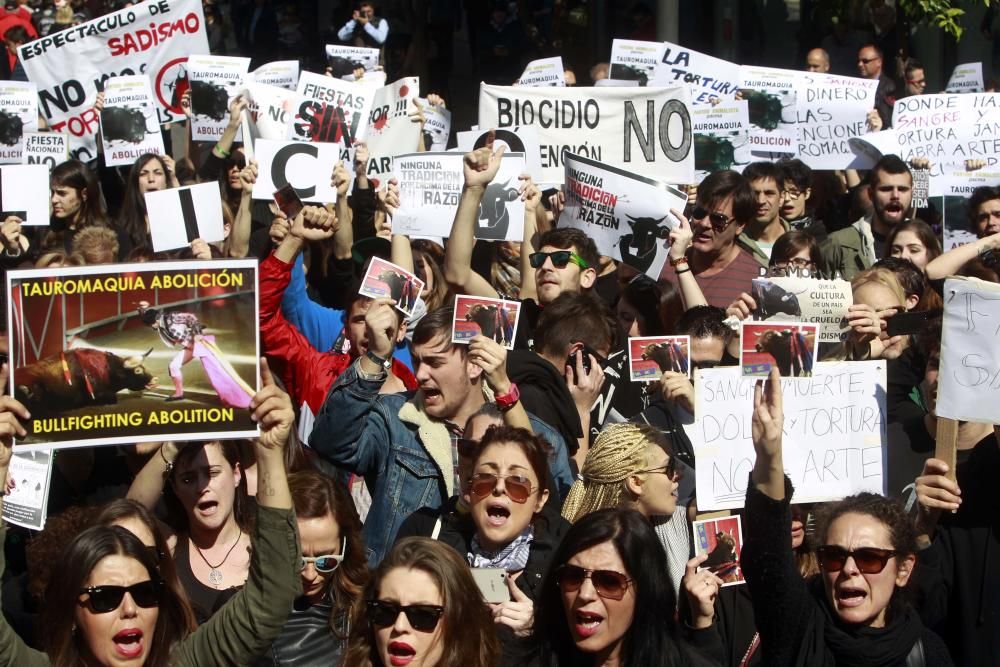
top-left (365, 349), bottom-right (392, 372)
top-left (494, 383), bottom-right (520, 412)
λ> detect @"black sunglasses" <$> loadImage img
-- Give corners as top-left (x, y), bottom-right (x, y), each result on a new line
top-left (637, 457), bottom-right (678, 480)
top-left (528, 250), bottom-right (588, 270)
top-left (79, 581), bottom-right (163, 614)
top-left (556, 564), bottom-right (633, 600)
top-left (689, 206), bottom-right (735, 233)
top-left (367, 600), bottom-right (444, 632)
top-left (815, 546), bottom-right (898, 574)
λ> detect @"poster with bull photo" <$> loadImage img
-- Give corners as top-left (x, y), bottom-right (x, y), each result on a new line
top-left (0, 81), bottom-right (38, 164)
top-left (740, 322), bottom-right (819, 379)
top-left (561, 151), bottom-right (687, 279)
top-left (751, 276), bottom-right (851, 343)
top-left (1, 448), bottom-right (54, 530)
top-left (289, 71), bottom-right (374, 146)
top-left (628, 335), bottom-right (690, 381)
top-left (359, 257), bottom-right (424, 318)
top-left (7, 260), bottom-right (260, 450)
top-left (187, 55), bottom-right (252, 142)
top-left (99, 75), bottom-right (165, 168)
top-left (325, 45), bottom-right (380, 79)
top-left (693, 516), bottom-right (745, 587)
top-left (0, 164), bottom-right (50, 226)
top-left (739, 65), bottom-right (798, 156)
top-left (693, 101), bottom-right (751, 183)
top-left (21, 132), bottom-right (69, 168)
top-left (364, 77), bottom-right (421, 180)
top-left (452, 295), bottom-right (521, 350)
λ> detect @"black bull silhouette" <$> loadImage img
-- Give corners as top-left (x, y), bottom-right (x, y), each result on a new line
top-left (15, 348), bottom-right (157, 416)
top-left (101, 106), bottom-right (149, 144)
top-left (0, 111), bottom-right (24, 147)
top-left (191, 80), bottom-right (230, 121)
top-left (619, 215), bottom-right (670, 273)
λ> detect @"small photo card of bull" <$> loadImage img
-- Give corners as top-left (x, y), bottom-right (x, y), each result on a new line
top-left (359, 257), bottom-right (424, 318)
top-left (100, 75), bottom-right (165, 168)
top-left (187, 55), bottom-right (252, 142)
top-left (0, 164), bottom-right (49, 226)
top-left (21, 132), bottom-right (69, 169)
top-left (6, 259), bottom-right (260, 451)
top-left (325, 45), bottom-right (381, 79)
top-left (628, 335), bottom-right (691, 381)
top-left (452, 295), bottom-right (522, 350)
top-left (0, 81), bottom-right (38, 164)
top-left (751, 276), bottom-right (852, 344)
top-left (740, 322), bottom-right (819, 379)
top-left (561, 151), bottom-right (688, 279)
top-left (145, 182), bottom-right (225, 253)
top-left (693, 516), bottom-right (745, 587)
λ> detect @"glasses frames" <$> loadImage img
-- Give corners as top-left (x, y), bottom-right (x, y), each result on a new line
top-left (637, 457), bottom-right (678, 480)
top-left (815, 545), bottom-right (898, 574)
top-left (556, 564), bottom-right (634, 600)
top-left (528, 250), bottom-right (589, 270)
top-left (367, 600), bottom-right (445, 632)
top-left (79, 581), bottom-right (163, 614)
top-left (468, 471), bottom-right (536, 504)
top-left (689, 205), bottom-right (736, 233)
top-left (301, 536), bottom-right (348, 573)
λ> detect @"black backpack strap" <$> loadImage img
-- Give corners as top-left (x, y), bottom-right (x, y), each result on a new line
top-left (905, 638), bottom-right (926, 667)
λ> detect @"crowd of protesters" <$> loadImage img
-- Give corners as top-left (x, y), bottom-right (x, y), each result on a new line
top-left (0, 0), bottom-right (998, 666)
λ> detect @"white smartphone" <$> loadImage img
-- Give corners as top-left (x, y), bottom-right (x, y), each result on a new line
top-left (470, 567), bottom-right (510, 603)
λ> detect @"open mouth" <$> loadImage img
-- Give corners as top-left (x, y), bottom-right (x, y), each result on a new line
top-left (113, 628), bottom-right (144, 659)
top-left (422, 387), bottom-right (442, 403)
top-left (387, 641), bottom-right (416, 666)
top-left (574, 611), bottom-right (604, 638)
top-left (836, 586), bottom-right (867, 608)
top-left (196, 500), bottom-right (218, 516)
top-left (884, 202), bottom-right (904, 215)
top-left (485, 503), bottom-right (510, 527)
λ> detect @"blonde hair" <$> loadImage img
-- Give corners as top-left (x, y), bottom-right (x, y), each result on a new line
top-left (71, 226), bottom-right (119, 265)
top-left (561, 423), bottom-right (669, 523)
top-left (851, 267), bottom-right (906, 308)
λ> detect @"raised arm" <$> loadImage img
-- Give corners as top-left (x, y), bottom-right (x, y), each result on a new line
top-left (667, 208), bottom-right (708, 309)
top-left (332, 158), bottom-right (354, 262)
top-left (469, 335), bottom-right (531, 431)
top-left (227, 159), bottom-right (258, 258)
top-left (926, 231), bottom-right (1000, 280)
top-left (518, 175), bottom-right (541, 302)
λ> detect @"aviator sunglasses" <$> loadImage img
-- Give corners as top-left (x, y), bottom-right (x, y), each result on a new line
top-left (79, 581), bottom-right (163, 614)
top-left (556, 564), bottom-right (634, 600)
top-left (689, 205), bottom-right (736, 233)
top-left (367, 601), bottom-right (445, 632)
top-left (468, 472), bottom-right (535, 504)
top-left (815, 545), bottom-right (898, 574)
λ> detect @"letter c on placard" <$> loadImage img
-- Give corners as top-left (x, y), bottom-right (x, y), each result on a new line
top-left (272, 142), bottom-right (319, 199)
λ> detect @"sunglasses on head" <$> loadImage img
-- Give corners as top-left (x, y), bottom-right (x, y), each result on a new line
top-left (301, 536), bottom-right (348, 573)
top-left (367, 600), bottom-right (444, 632)
top-left (468, 471), bottom-right (535, 504)
top-left (79, 580), bottom-right (163, 614)
top-left (528, 250), bottom-right (589, 270)
top-left (557, 564), bottom-right (633, 600)
top-left (689, 206), bottom-right (735, 233)
top-left (815, 545), bottom-right (898, 574)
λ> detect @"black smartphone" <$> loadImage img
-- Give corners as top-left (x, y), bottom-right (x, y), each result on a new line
top-left (273, 184), bottom-right (304, 219)
top-left (885, 309), bottom-right (940, 337)
top-left (566, 345), bottom-right (600, 383)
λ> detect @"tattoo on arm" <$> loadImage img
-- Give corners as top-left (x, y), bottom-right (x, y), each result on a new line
top-left (260, 471), bottom-right (276, 497)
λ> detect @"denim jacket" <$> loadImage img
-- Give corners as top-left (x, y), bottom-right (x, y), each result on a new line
top-left (309, 360), bottom-right (574, 566)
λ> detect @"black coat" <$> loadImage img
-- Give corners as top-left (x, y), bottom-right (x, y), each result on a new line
top-left (253, 596), bottom-right (347, 667)
top-left (507, 351), bottom-right (583, 454)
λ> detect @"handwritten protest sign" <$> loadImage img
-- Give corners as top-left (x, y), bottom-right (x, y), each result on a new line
top-left (2, 448), bottom-right (53, 530)
top-left (100, 75), bottom-right (164, 167)
top-left (19, 0), bottom-right (208, 161)
top-left (146, 182), bottom-right (225, 251)
top-left (891, 94), bottom-right (1000, 176)
top-left (187, 55), bottom-right (251, 141)
top-left (518, 57), bottom-right (565, 86)
top-left (692, 101), bottom-right (750, 182)
top-left (946, 62), bottom-right (984, 93)
top-left (420, 98), bottom-right (451, 150)
top-left (365, 77), bottom-right (421, 180)
top-left (0, 164), bottom-right (49, 226)
top-left (7, 260), bottom-right (259, 451)
top-left (609, 39), bottom-right (740, 106)
top-left (251, 139), bottom-right (342, 203)
top-left (751, 276), bottom-right (851, 343)
top-left (289, 71), bottom-right (373, 145)
top-left (847, 128), bottom-right (897, 170)
top-left (937, 277), bottom-right (1000, 424)
top-left (688, 362), bottom-right (887, 510)
top-left (561, 151), bottom-right (687, 278)
top-left (251, 60), bottom-right (299, 90)
top-left (795, 72), bottom-right (878, 169)
top-left (0, 81), bottom-right (38, 164)
top-left (21, 132), bottom-right (69, 168)
top-left (479, 83), bottom-right (695, 185)
top-left (740, 65), bottom-right (798, 155)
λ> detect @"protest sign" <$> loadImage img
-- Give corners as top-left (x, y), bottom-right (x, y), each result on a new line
top-left (937, 277), bottom-right (1000, 424)
top-left (739, 65), bottom-right (798, 155)
top-left (21, 132), bottom-right (69, 168)
top-left (0, 164), bottom-right (50, 226)
top-left (692, 101), bottom-right (751, 182)
top-left (187, 55), bottom-right (251, 141)
top-left (0, 81), bottom-right (38, 164)
top-left (946, 62), bottom-right (984, 93)
top-left (251, 139), bottom-right (342, 203)
top-left (610, 39), bottom-right (740, 106)
top-left (561, 151), bottom-right (688, 278)
top-left (688, 362), bottom-right (887, 510)
top-left (251, 60), bottom-right (299, 90)
top-left (145, 182), bottom-right (225, 251)
top-left (420, 98), bottom-right (451, 150)
top-left (364, 77), bottom-right (421, 180)
top-left (518, 57), bottom-right (565, 86)
top-left (479, 83), bottom-right (695, 185)
top-left (911, 168), bottom-right (930, 208)
top-left (289, 71), bottom-right (374, 146)
top-left (933, 168), bottom-right (1000, 249)
top-left (1, 448), bottom-right (53, 530)
top-left (18, 0), bottom-right (209, 161)
top-left (751, 276), bottom-right (851, 343)
top-left (941, 196), bottom-right (979, 250)
top-left (452, 295), bottom-right (521, 350)
top-left (457, 126), bottom-right (542, 184)
top-left (891, 94), bottom-right (1000, 176)
top-left (7, 260), bottom-right (259, 450)
top-left (628, 335), bottom-right (690, 381)
top-left (608, 38), bottom-right (662, 85)
top-left (740, 322), bottom-right (819, 378)
top-left (794, 72), bottom-right (878, 169)
top-left (99, 75), bottom-right (164, 167)
top-left (847, 129), bottom-right (897, 170)
top-left (246, 81), bottom-right (295, 141)
top-left (325, 44), bottom-right (380, 77)
top-left (693, 516), bottom-right (744, 586)
top-left (359, 257), bottom-right (423, 317)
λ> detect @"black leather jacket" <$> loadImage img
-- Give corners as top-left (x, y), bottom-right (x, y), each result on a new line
top-left (254, 596), bottom-right (347, 667)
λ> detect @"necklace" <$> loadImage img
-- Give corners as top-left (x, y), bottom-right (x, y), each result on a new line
top-left (192, 529), bottom-right (243, 586)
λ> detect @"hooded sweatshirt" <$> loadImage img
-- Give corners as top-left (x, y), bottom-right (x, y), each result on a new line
top-left (506, 350), bottom-right (582, 454)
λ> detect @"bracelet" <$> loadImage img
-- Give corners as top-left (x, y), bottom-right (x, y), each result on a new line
top-left (675, 267), bottom-right (692, 275)
top-left (214, 143), bottom-right (231, 158)
top-left (668, 255), bottom-right (689, 267)
top-left (159, 445), bottom-right (174, 477)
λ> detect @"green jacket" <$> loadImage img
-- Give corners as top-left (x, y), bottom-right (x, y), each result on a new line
top-left (0, 505), bottom-right (302, 666)
top-left (820, 216), bottom-right (876, 281)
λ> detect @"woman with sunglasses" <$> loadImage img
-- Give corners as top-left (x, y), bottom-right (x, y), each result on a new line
top-left (255, 470), bottom-right (368, 667)
top-left (342, 537), bottom-right (499, 667)
top-left (741, 368), bottom-right (953, 666)
top-left (0, 359), bottom-right (304, 666)
top-left (528, 508), bottom-right (721, 666)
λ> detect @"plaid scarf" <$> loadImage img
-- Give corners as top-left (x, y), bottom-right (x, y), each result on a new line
top-left (468, 525), bottom-right (534, 572)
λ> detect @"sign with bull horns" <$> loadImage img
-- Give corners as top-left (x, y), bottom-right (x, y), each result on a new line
top-left (7, 260), bottom-right (260, 450)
